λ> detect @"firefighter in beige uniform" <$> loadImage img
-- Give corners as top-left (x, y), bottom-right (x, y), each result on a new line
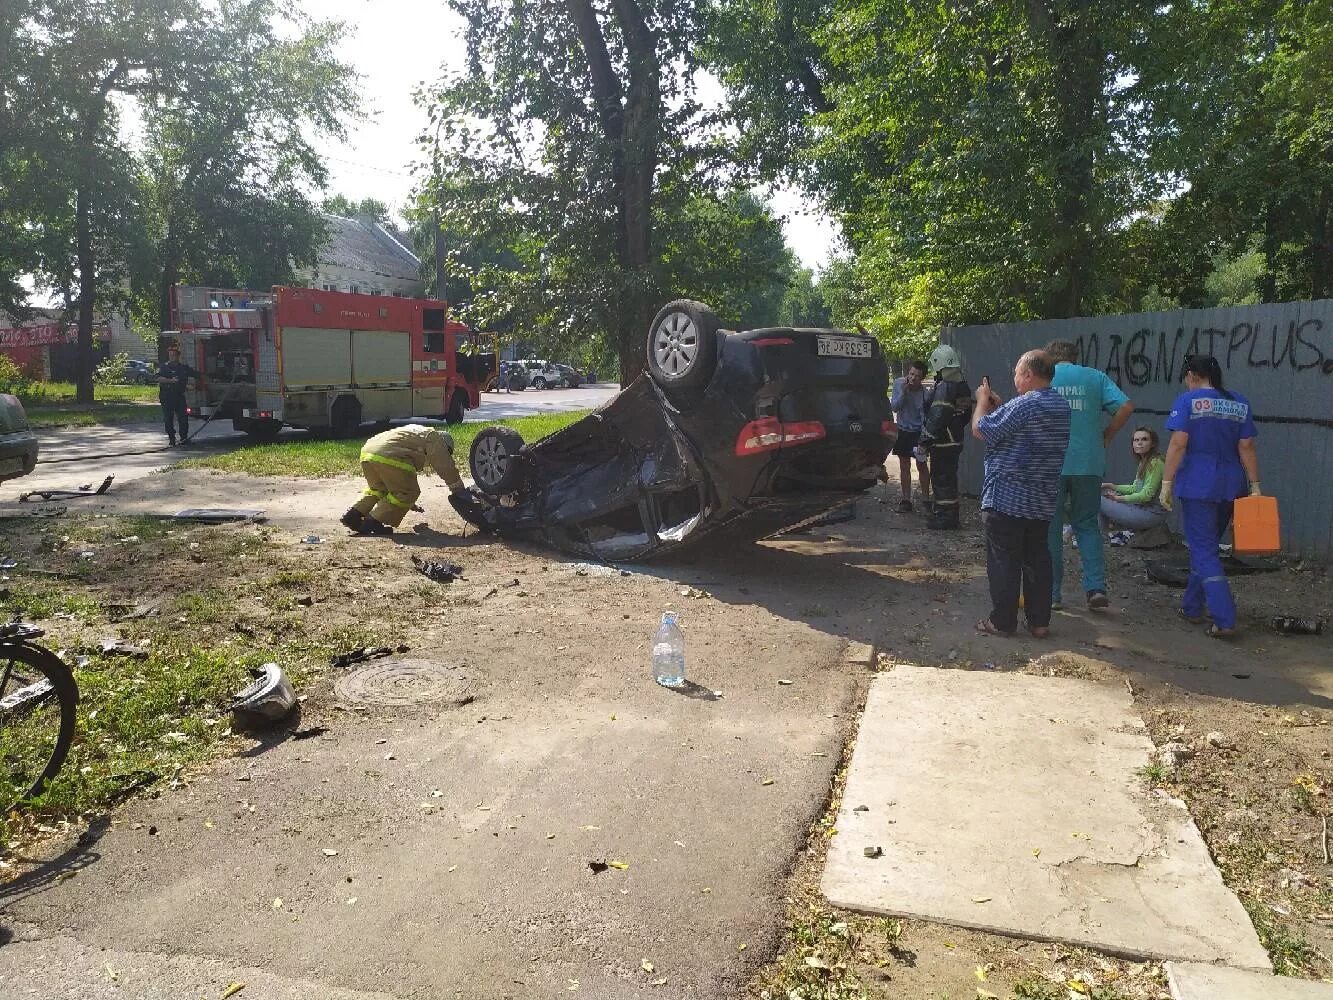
top-left (341, 424), bottom-right (467, 536)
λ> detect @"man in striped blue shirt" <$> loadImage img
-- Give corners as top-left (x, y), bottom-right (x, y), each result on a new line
top-left (971, 350), bottom-right (1072, 637)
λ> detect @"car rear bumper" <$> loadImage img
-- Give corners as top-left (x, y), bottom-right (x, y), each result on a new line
top-left (0, 431), bottom-right (39, 482)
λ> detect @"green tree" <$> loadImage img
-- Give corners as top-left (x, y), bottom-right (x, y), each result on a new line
top-left (1136, 0), bottom-right (1333, 302)
top-left (323, 194), bottom-right (391, 222)
top-left (419, 0), bottom-right (726, 384)
top-left (709, 0), bottom-right (1161, 338)
top-left (4, 0), bottom-right (357, 400)
top-left (136, 7), bottom-right (358, 329)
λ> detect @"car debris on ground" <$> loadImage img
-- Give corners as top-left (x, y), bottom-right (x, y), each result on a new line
top-left (18, 474), bottom-right (114, 504)
top-left (411, 555), bottom-right (463, 583)
top-left (328, 645), bottom-right (405, 669)
top-left (229, 663), bottom-right (297, 728)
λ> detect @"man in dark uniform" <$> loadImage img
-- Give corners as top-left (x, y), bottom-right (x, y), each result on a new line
top-left (158, 344), bottom-right (197, 446)
top-left (916, 344), bottom-right (973, 530)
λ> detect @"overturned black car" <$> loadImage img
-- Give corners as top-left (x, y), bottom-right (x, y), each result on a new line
top-left (456, 300), bottom-right (896, 560)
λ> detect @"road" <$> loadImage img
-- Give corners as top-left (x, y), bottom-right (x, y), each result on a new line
top-left (13, 383), bottom-right (620, 499)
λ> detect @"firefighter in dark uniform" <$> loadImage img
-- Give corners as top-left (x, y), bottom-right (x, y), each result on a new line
top-left (916, 344), bottom-right (973, 530)
top-left (158, 343), bottom-right (198, 446)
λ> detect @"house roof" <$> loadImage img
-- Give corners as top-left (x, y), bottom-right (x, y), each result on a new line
top-left (318, 215), bottom-right (422, 283)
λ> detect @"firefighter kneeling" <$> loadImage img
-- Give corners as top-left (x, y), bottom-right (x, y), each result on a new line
top-left (341, 424), bottom-right (477, 536)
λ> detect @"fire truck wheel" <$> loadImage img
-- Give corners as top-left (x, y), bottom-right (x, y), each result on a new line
top-left (445, 390), bottom-right (467, 425)
top-left (469, 427), bottom-right (526, 496)
top-left (241, 419), bottom-right (283, 442)
top-left (329, 396), bottom-right (363, 439)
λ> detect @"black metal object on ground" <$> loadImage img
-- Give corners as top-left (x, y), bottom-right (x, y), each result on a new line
top-left (18, 475), bottom-right (114, 503)
top-left (172, 508), bottom-right (266, 523)
top-left (412, 555), bottom-right (463, 583)
top-left (458, 301), bottom-right (896, 561)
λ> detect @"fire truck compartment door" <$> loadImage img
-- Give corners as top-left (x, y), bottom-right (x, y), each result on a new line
top-left (351, 330), bottom-right (410, 387)
top-left (281, 328), bottom-right (351, 389)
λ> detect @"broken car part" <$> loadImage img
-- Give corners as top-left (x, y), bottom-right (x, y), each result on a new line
top-left (18, 474), bottom-right (114, 504)
top-left (230, 662), bottom-right (297, 727)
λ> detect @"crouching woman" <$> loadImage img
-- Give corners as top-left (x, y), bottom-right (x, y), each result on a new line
top-left (1100, 427), bottom-right (1167, 532)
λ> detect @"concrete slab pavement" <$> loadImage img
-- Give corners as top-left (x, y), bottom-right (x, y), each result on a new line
top-left (1166, 962), bottom-right (1333, 999)
top-left (823, 665), bottom-right (1271, 970)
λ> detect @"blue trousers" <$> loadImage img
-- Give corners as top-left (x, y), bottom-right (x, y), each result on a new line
top-left (1179, 497), bottom-right (1237, 630)
top-left (1048, 476), bottom-right (1106, 600)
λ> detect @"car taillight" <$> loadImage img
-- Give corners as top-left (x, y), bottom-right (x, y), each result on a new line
top-left (881, 420), bottom-right (896, 436)
top-left (781, 421), bottom-right (827, 446)
top-left (750, 337), bottom-right (795, 347)
top-left (735, 418), bottom-right (826, 455)
top-left (735, 417), bottom-right (784, 454)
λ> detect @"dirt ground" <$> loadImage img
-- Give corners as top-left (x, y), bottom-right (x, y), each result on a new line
top-left (1, 462), bottom-right (1330, 998)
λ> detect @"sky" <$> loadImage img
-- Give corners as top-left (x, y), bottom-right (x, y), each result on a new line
top-left (301, 0), bottom-right (839, 272)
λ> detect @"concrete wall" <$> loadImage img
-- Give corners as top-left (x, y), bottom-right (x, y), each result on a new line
top-left (942, 300), bottom-right (1333, 559)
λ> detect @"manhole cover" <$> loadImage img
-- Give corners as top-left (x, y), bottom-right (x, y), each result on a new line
top-left (334, 659), bottom-right (474, 707)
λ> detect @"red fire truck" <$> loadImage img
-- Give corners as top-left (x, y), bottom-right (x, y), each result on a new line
top-left (167, 285), bottom-right (494, 439)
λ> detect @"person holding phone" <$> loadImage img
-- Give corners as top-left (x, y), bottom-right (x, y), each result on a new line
top-left (970, 352), bottom-right (1072, 637)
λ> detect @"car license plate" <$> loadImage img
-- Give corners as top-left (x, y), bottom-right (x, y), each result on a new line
top-left (816, 336), bottom-right (872, 358)
top-left (0, 457), bottom-right (23, 475)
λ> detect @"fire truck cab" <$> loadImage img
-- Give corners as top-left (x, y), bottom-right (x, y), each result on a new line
top-left (167, 285), bottom-right (493, 439)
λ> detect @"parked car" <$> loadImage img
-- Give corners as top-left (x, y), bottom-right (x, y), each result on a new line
top-left (461, 300), bottom-right (895, 560)
top-left (0, 394), bottom-right (39, 484)
top-left (124, 359), bottom-right (157, 384)
top-left (493, 361), bottom-right (529, 392)
top-left (553, 364), bottom-right (582, 388)
top-left (521, 360), bottom-right (562, 389)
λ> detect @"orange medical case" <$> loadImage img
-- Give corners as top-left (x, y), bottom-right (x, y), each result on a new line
top-left (1232, 495), bottom-right (1280, 555)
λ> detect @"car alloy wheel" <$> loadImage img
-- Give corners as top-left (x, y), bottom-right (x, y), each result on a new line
top-left (652, 312), bottom-right (699, 379)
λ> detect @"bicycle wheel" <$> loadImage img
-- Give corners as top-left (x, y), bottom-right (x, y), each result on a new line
top-left (0, 642), bottom-right (78, 812)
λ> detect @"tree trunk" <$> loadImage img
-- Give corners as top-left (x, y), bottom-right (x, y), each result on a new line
top-left (1029, 2), bottom-right (1103, 319)
top-left (1311, 187), bottom-right (1332, 300)
top-left (75, 144), bottom-right (97, 404)
top-left (74, 79), bottom-right (118, 403)
top-left (567, 0), bottom-right (661, 387)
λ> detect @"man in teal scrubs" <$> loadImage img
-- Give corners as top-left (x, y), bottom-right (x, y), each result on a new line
top-left (1045, 340), bottom-right (1135, 610)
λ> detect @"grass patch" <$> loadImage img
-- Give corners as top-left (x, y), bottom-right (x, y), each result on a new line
top-left (1136, 761), bottom-right (1170, 786)
top-left (16, 382), bottom-right (158, 427)
top-left (25, 403), bottom-right (157, 428)
top-left (3, 582), bottom-right (104, 621)
top-left (18, 382), bottom-right (157, 405)
top-left (174, 410), bottom-right (591, 478)
top-left (1243, 897), bottom-right (1321, 976)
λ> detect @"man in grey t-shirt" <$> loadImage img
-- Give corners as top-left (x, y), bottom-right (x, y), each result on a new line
top-left (889, 360), bottom-right (930, 512)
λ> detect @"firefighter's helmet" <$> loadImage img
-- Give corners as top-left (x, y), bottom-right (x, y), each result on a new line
top-left (929, 344), bottom-right (963, 373)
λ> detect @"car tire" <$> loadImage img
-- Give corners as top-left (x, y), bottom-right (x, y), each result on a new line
top-left (508, 376), bottom-right (525, 392)
top-left (532, 377), bottom-right (547, 390)
top-left (647, 299), bottom-right (719, 395)
top-left (241, 418), bottom-right (283, 442)
top-left (329, 396), bottom-right (362, 439)
top-left (469, 426), bottom-right (526, 495)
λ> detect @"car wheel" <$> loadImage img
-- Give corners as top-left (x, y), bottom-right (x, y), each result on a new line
top-left (508, 376), bottom-right (525, 392)
top-left (469, 426), bottom-right (526, 495)
top-left (647, 299), bottom-right (719, 395)
top-left (329, 396), bottom-right (362, 439)
top-left (532, 377), bottom-right (547, 390)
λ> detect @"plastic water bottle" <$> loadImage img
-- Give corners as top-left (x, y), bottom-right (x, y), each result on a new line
top-left (652, 612), bottom-right (686, 688)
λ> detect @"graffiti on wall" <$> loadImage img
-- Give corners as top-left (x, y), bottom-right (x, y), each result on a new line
top-left (1073, 318), bottom-right (1333, 388)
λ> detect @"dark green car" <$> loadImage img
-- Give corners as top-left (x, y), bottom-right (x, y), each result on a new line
top-left (0, 393), bottom-right (38, 483)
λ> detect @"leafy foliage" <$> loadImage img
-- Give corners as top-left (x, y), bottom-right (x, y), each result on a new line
top-left (2, 0), bottom-right (358, 395)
